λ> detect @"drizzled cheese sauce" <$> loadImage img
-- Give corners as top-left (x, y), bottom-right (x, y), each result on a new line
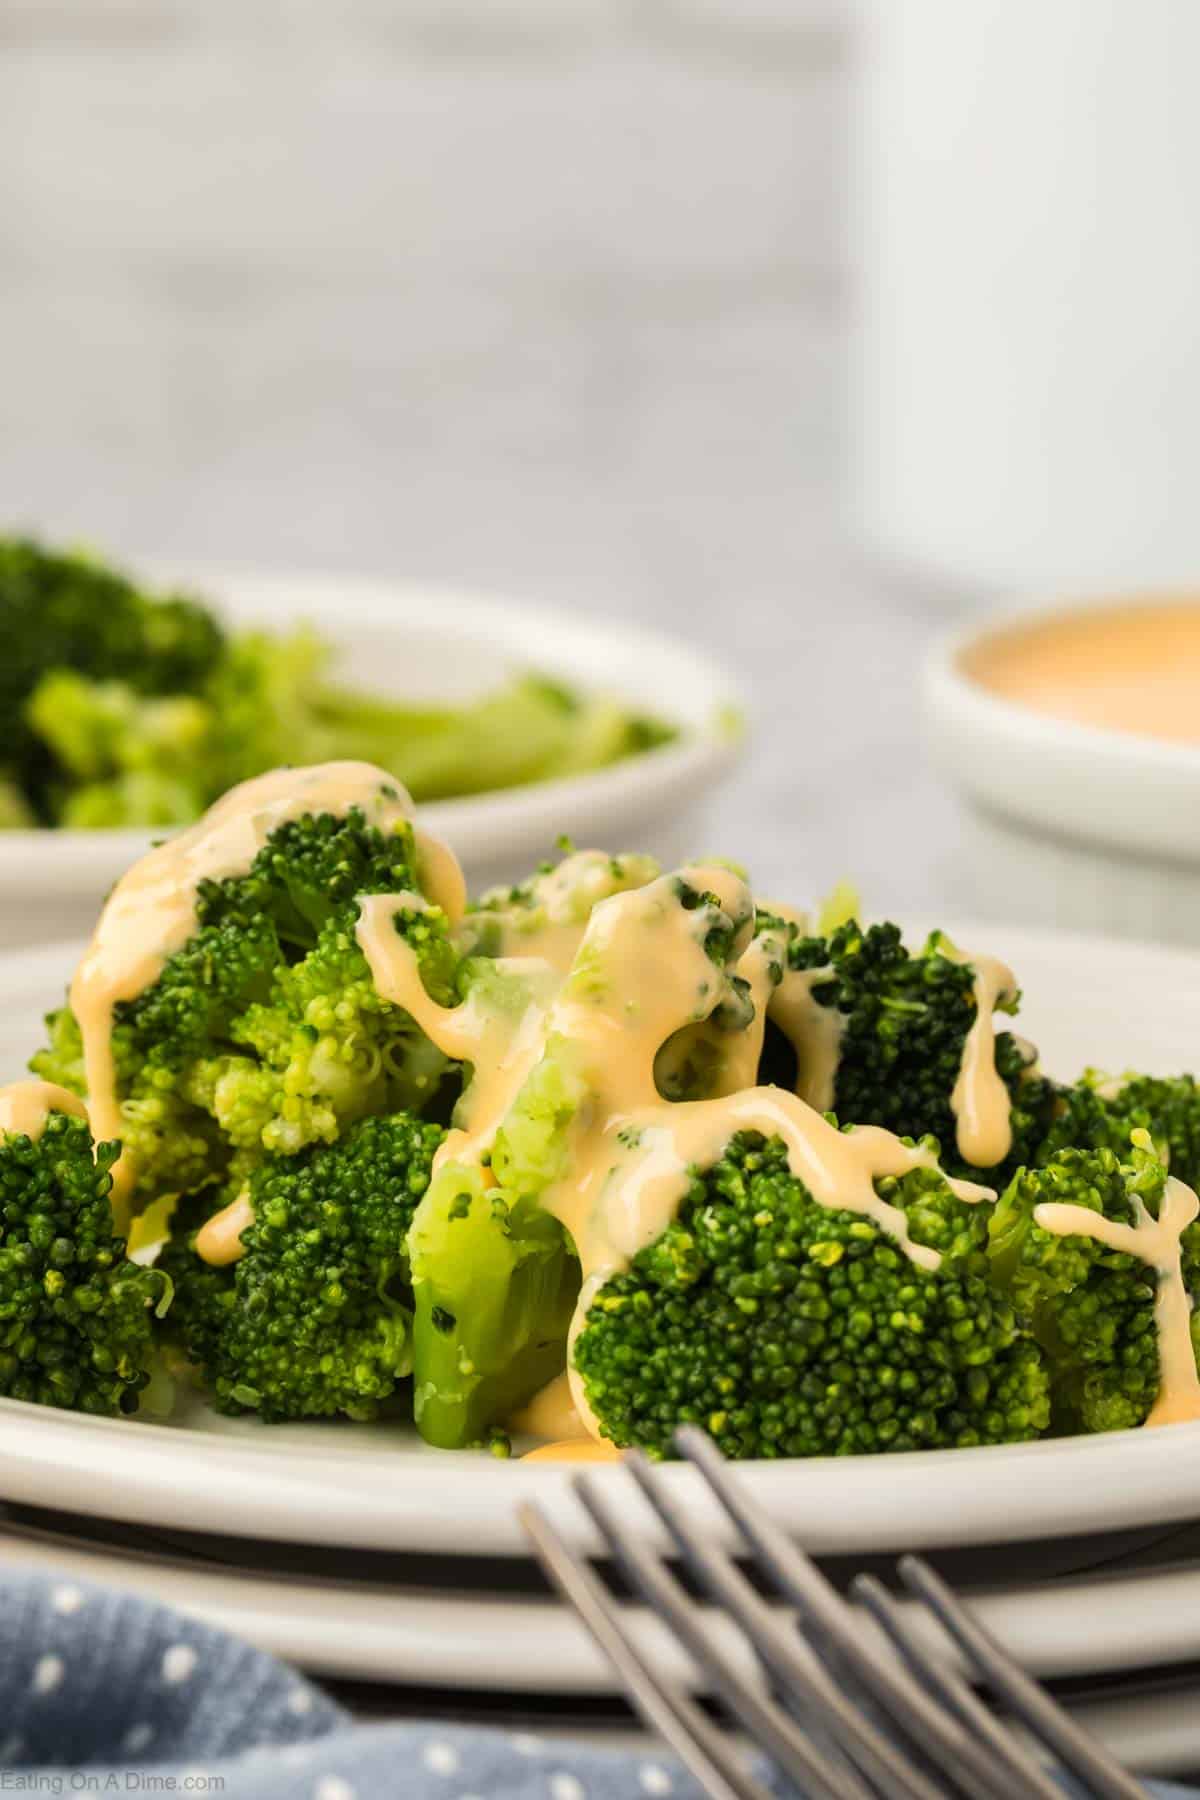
top-left (462, 850), bottom-right (660, 974)
top-left (194, 1190), bottom-right (255, 1267)
top-left (522, 1439), bottom-right (623, 1463)
top-left (1035, 1174), bottom-right (1200, 1427)
top-left (510, 1370), bottom-right (586, 1441)
top-left (358, 862), bottom-right (992, 1443)
top-left (770, 964), bottom-right (845, 1114)
top-left (941, 945), bottom-right (1018, 1170)
top-left (0, 1080), bottom-right (88, 1141)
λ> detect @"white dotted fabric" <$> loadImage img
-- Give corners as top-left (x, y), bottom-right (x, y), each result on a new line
top-left (0, 1570), bottom-right (732, 1798)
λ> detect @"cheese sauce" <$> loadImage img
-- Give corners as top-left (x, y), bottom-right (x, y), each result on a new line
top-left (509, 1370), bottom-right (587, 1442)
top-left (941, 943), bottom-right (1018, 1170)
top-left (964, 600), bottom-right (1200, 746)
top-left (462, 850), bottom-right (660, 974)
top-left (194, 1190), bottom-right (255, 1267)
top-left (68, 761), bottom-right (459, 1231)
top-left (1035, 1173), bottom-right (1200, 1427)
top-left (0, 1079), bottom-right (88, 1142)
top-left (769, 964), bottom-right (845, 1114)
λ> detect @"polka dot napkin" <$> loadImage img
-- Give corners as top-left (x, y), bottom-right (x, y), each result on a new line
top-left (0, 1568), bottom-right (704, 1798)
top-left (0, 1568), bottom-right (1191, 1798)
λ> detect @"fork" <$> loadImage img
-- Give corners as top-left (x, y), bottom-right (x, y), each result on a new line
top-left (518, 1427), bottom-right (1150, 1800)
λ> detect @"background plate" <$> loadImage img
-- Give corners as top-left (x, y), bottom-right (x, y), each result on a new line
top-left (0, 567), bottom-right (742, 947)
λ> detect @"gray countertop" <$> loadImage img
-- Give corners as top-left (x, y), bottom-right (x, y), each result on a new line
top-left (0, 0), bottom-right (975, 920)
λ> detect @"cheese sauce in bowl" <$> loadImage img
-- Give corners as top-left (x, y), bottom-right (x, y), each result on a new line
top-left (962, 601), bottom-right (1200, 746)
top-left (925, 595), bottom-right (1200, 946)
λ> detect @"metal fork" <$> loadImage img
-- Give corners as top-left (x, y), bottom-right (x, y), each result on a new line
top-left (518, 1427), bottom-right (1150, 1800)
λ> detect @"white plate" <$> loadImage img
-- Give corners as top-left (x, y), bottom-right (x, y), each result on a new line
top-left (4, 1521), bottom-right (1200, 1782)
top-left (1, 1517), bottom-right (1197, 1687)
top-left (0, 565), bottom-right (743, 947)
top-left (3, 925), bottom-right (1200, 1558)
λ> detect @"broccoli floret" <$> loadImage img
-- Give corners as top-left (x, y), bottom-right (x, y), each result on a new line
top-left (157, 1111), bottom-right (443, 1421)
top-left (1, 536), bottom-right (677, 829)
top-left (27, 670), bottom-right (214, 829)
top-left (204, 638), bottom-right (678, 812)
top-left (408, 865), bottom-right (753, 1447)
top-left (988, 1138), bottom-right (1200, 1434)
top-left (319, 675), bottom-right (673, 804)
top-left (33, 798), bottom-right (462, 1211)
top-left (0, 1106), bottom-right (166, 1415)
top-left (784, 921), bottom-right (1056, 1178)
top-left (1038, 1073), bottom-right (1200, 1190)
top-left (573, 1132), bottom-right (1050, 1459)
top-left (202, 624), bottom-right (337, 795)
top-left (407, 980), bottom-right (585, 1449)
top-left (408, 1153), bottom-right (580, 1449)
top-left (0, 538), bottom-right (223, 821)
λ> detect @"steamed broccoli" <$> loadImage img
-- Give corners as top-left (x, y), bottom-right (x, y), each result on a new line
top-left (0, 538), bottom-right (223, 822)
top-left (988, 1136), bottom-right (1200, 1435)
top-left (573, 1131), bottom-right (1050, 1459)
top-left (408, 1149), bottom-right (580, 1449)
top-left (33, 799), bottom-right (461, 1211)
top-left (0, 1104), bottom-right (166, 1415)
top-left (782, 921), bottom-right (1057, 1178)
top-left (28, 670), bottom-right (215, 829)
top-left (1037, 1073), bottom-right (1200, 1190)
top-left (0, 537), bottom-right (678, 830)
top-left (333, 676), bottom-right (674, 804)
top-left (406, 968), bottom-right (585, 1449)
top-left (407, 865), bottom-right (753, 1447)
top-left (158, 1111), bottom-right (443, 1420)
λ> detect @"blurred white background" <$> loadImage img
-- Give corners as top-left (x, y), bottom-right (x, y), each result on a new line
top-left (0, 0), bottom-right (962, 909)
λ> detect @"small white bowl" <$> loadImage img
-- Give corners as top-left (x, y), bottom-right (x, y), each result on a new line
top-left (0, 566), bottom-right (743, 949)
top-left (924, 596), bottom-right (1200, 946)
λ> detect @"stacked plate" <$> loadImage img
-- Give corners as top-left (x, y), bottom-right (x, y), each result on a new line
top-left (4, 929), bottom-right (1200, 1777)
top-left (3, 1402), bottom-right (1200, 1779)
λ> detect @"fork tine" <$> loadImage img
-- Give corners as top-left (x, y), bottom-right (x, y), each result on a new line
top-left (623, 1445), bottom-right (962, 1800)
top-left (898, 1556), bottom-right (1151, 1800)
top-left (851, 1574), bottom-right (1063, 1800)
top-left (671, 1428), bottom-right (1018, 1800)
top-left (518, 1500), bottom-right (773, 1800)
top-left (575, 1471), bottom-right (878, 1800)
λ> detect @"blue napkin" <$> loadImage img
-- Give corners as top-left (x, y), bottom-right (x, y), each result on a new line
top-left (0, 1566), bottom-right (1192, 1798)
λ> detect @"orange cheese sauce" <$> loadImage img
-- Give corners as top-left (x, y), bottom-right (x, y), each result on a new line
top-left (522, 1440), bottom-right (623, 1464)
top-left (964, 601), bottom-right (1200, 745)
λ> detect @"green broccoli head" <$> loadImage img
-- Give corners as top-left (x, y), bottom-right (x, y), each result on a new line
top-left (988, 1138), bottom-right (1200, 1434)
top-left (26, 670), bottom-right (215, 829)
top-left (0, 1105), bottom-right (165, 1415)
top-left (1038, 1073), bottom-right (1200, 1191)
top-left (407, 865), bottom-right (754, 1448)
top-left (157, 1110), bottom-right (444, 1421)
top-left (201, 624), bottom-right (337, 796)
top-left (32, 799), bottom-right (462, 1211)
top-left (0, 538), bottom-right (223, 821)
top-left (572, 1131), bottom-right (1050, 1459)
top-left (784, 921), bottom-right (1056, 1179)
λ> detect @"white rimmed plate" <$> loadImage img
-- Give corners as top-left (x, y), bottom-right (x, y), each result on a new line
top-left (0, 1516), bottom-right (1195, 1690)
top-left (0, 565), bottom-right (743, 947)
top-left (4, 1521), bottom-right (1200, 1780)
top-left (2, 925), bottom-right (1200, 1557)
